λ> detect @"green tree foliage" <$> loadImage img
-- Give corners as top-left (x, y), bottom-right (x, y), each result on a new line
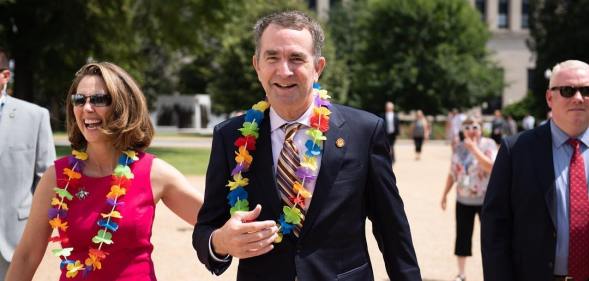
top-left (331, 0), bottom-right (504, 115)
top-left (528, 0), bottom-right (589, 117)
top-left (179, 0), bottom-right (350, 114)
top-left (0, 0), bottom-right (236, 128)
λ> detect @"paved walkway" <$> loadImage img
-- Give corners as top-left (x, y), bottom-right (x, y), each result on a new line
top-left (33, 140), bottom-right (483, 281)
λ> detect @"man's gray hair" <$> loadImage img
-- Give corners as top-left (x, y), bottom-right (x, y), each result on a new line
top-left (549, 60), bottom-right (589, 87)
top-left (253, 10), bottom-right (324, 61)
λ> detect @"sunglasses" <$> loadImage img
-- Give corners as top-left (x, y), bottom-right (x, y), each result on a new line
top-left (71, 93), bottom-right (112, 107)
top-left (550, 86), bottom-right (589, 98)
top-left (462, 125), bottom-right (480, 131)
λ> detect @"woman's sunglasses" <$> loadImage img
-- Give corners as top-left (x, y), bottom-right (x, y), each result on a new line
top-left (462, 125), bottom-right (480, 131)
top-left (550, 86), bottom-right (589, 98)
top-left (71, 93), bottom-right (112, 107)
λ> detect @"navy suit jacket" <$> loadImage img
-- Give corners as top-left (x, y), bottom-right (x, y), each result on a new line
top-left (482, 122), bottom-right (557, 281)
top-left (193, 104), bottom-right (420, 281)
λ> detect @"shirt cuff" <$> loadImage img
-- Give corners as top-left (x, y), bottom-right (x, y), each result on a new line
top-left (208, 232), bottom-right (231, 262)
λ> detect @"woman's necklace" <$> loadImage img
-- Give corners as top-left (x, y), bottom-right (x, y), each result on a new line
top-left (49, 149), bottom-right (138, 278)
top-left (227, 84), bottom-right (331, 242)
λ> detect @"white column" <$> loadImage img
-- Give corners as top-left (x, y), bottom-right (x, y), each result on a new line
top-left (317, 0), bottom-right (330, 21)
top-left (509, 0), bottom-right (522, 31)
top-left (486, 0), bottom-right (498, 31)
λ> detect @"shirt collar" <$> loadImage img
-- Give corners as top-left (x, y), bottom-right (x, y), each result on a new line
top-left (0, 90), bottom-right (6, 106)
top-left (269, 97), bottom-right (315, 133)
top-left (550, 119), bottom-right (589, 148)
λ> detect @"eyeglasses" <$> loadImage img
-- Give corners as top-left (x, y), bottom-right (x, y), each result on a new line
top-left (71, 93), bottom-right (112, 107)
top-left (462, 125), bottom-right (480, 131)
top-left (550, 86), bottom-right (589, 98)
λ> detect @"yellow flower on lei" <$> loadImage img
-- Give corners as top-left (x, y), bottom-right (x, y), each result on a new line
top-left (252, 100), bottom-right (269, 111)
top-left (318, 89), bottom-right (331, 100)
top-left (66, 260), bottom-right (84, 278)
top-left (313, 106), bottom-right (331, 117)
top-left (51, 197), bottom-right (68, 210)
top-left (72, 150), bottom-right (88, 160)
top-left (300, 155), bottom-right (318, 170)
top-left (226, 173), bottom-right (249, 190)
top-left (107, 185), bottom-right (126, 198)
top-left (101, 211), bottom-right (123, 219)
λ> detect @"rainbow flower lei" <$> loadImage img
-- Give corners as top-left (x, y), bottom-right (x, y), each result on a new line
top-left (49, 149), bottom-right (138, 278)
top-left (227, 83), bottom-right (331, 243)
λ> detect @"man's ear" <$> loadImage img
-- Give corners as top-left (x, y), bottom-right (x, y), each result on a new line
top-left (252, 55), bottom-right (259, 72)
top-left (314, 57), bottom-right (326, 81)
top-left (546, 89), bottom-right (553, 109)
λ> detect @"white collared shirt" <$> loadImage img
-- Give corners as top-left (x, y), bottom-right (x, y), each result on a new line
top-left (269, 102), bottom-right (322, 210)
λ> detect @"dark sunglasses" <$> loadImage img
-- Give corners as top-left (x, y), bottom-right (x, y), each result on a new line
top-left (550, 86), bottom-right (589, 98)
top-left (462, 125), bottom-right (480, 131)
top-left (71, 93), bottom-right (112, 107)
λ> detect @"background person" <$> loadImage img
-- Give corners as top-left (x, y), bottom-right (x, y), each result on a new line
top-left (482, 60), bottom-right (589, 281)
top-left (382, 101), bottom-right (400, 165)
top-left (0, 48), bottom-right (56, 281)
top-left (410, 109), bottom-right (429, 160)
top-left (441, 116), bottom-right (496, 281)
top-left (6, 62), bottom-right (203, 280)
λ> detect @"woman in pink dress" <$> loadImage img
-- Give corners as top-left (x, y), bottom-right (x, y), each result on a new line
top-left (6, 62), bottom-right (203, 280)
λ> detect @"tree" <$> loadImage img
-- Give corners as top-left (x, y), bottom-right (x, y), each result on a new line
top-left (528, 0), bottom-right (589, 117)
top-left (0, 0), bottom-right (238, 128)
top-left (193, 0), bottom-right (350, 114)
top-left (331, 0), bottom-right (504, 115)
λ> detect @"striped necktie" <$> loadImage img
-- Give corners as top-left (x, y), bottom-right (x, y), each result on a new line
top-left (276, 123), bottom-right (304, 237)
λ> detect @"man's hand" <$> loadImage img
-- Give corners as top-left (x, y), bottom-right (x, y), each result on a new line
top-left (211, 204), bottom-right (278, 259)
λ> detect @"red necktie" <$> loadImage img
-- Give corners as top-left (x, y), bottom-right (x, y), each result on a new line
top-left (567, 138), bottom-right (589, 280)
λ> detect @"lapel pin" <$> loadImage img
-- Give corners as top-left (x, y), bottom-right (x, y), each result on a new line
top-left (336, 138), bottom-right (345, 148)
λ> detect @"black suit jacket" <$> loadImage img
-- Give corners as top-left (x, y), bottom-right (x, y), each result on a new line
top-left (482, 122), bottom-right (557, 281)
top-left (193, 104), bottom-right (420, 281)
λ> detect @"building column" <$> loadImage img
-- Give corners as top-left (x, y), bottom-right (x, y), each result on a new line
top-left (509, 0), bottom-right (522, 31)
top-left (486, 0), bottom-right (498, 31)
top-left (317, 0), bottom-right (330, 21)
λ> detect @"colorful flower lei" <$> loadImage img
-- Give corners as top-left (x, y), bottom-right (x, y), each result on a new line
top-left (49, 149), bottom-right (138, 278)
top-left (226, 83), bottom-right (331, 243)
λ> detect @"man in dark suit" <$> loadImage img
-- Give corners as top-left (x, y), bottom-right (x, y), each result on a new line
top-left (193, 11), bottom-right (420, 281)
top-left (482, 60), bottom-right (589, 281)
top-left (383, 101), bottom-right (400, 164)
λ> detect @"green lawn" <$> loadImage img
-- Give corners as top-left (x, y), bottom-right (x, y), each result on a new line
top-left (55, 146), bottom-right (211, 175)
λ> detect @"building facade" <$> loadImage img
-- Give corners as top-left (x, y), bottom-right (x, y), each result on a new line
top-left (308, 0), bottom-right (533, 108)
top-left (470, 0), bottom-right (533, 107)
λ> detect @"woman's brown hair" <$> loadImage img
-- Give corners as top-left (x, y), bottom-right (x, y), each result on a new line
top-left (66, 62), bottom-right (154, 151)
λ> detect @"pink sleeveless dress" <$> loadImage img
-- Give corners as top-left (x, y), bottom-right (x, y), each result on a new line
top-left (54, 152), bottom-right (156, 280)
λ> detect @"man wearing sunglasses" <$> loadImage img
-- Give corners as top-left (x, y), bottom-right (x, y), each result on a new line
top-left (0, 48), bottom-right (55, 280)
top-left (482, 60), bottom-right (589, 281)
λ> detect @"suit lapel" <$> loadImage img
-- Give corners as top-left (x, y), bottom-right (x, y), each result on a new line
top-left (300, 105), bottom-right (347, 239)
top-left (253, 111), bottom-right (283, 217)
top-left (0, 96), bottom-right (15, 159)
top-left (536, 123), bottom-right (557, 229)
